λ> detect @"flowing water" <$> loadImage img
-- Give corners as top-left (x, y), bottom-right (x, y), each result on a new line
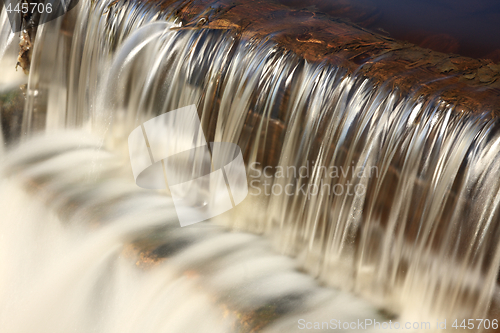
top-left (1, 0), bottom-right (500, 331)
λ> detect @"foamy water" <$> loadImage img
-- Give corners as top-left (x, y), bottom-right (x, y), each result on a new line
top-left (0, 132), bottom-right (386, 332)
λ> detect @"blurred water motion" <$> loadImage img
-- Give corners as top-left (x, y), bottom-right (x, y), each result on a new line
top-left (0, 0), bottom-right (500, 332)
top-left (0, 132), bottom-right (385, 332)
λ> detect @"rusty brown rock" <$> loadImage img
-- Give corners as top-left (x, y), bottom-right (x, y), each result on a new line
top-left (139, 0), bottom-right (500, 114)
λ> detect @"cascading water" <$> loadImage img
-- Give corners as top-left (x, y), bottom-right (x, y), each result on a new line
top-left (1, 0), bottom-right (500, 331)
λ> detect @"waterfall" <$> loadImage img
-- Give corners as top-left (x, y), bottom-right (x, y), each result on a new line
top-left (1, 0), bottom-right (500, 331)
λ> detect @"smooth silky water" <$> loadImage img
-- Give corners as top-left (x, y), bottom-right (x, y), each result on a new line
top-left (0, 1), bottom-right (499, 332)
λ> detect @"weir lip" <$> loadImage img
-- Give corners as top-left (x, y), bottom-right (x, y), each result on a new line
top-left (136, 0), bottom-right (500, 115)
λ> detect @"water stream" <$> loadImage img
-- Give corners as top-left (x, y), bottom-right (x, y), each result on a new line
top-left (1, 0), bottom-right (500, 331)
